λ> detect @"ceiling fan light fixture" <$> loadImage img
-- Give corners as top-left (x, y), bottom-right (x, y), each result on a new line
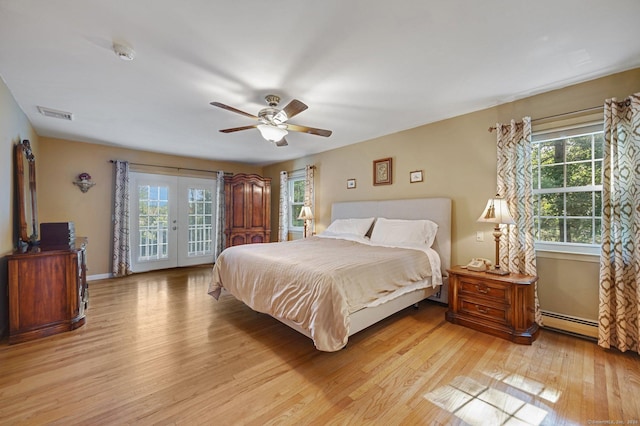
top-left (257, 124), bottom-right (288, 142)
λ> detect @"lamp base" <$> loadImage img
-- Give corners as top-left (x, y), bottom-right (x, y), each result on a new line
top-left (486, 267), bottom-right (510, 276)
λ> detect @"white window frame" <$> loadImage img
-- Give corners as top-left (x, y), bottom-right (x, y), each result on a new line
top-left (532, 122), bottom-right (603, 256)
top-left (288, 170), bottom-right (305, 232)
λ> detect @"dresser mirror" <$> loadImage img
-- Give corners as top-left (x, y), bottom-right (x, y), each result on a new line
top-left (14, 139), bottom-right (38, 250)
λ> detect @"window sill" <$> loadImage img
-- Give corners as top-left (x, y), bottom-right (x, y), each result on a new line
top-left (535, 246), bottom-right (600, 263)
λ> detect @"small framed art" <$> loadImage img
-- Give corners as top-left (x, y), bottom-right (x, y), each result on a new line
top-left (410, 170), bottom-right (423, 183)
top-left (347, 178), bottom-right (356, 189)
top-left (373, 157), bottom-right (392, 186)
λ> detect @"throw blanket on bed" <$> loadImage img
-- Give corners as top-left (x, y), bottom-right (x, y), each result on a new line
top-left (208, 236), bottom-right (437, 351)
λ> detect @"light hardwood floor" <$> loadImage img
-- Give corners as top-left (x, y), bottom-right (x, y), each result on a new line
top-left (1, 266), bottom-right (638, 425)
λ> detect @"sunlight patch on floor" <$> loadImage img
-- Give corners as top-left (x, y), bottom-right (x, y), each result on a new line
top-left (424, 376), bottom-right (548, 426)
top-left (484, 371), bottom-right (561, 403)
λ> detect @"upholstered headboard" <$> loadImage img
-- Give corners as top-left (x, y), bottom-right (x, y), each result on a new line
top-left (331, 198), bottom-right (452, 303)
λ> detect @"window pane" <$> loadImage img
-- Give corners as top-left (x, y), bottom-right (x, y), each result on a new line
top-left (566, 192), bottom-right (593, 216)
top-left (540, 164), bottom-right (564, 189)
top-left (540, 193), bottom-right (563, 216)
top-left (291, 204), bottom-right (303, 227)
top-left (540, 218), bottom-right (563, 242)
top-left (293, 180), bottom-right (305, 203)
top-left (565, 135), bottom-right (592, 162)
top-left (532, 145), bottom-right (540, 189)
top-left (566, 162), bottom-right (591, 187)
top-left (594, 133), bottom-right (604, 159)
top-left (595, 218), bottom-right (602, 244)
top-left (533, 129), bottom-right (603, 247)
top-left (540, 140), bottom-right (564, 165)
top-left (567, 218), bottom-right (593, 244)
top-left (594, 160), bottom-right (603, 185)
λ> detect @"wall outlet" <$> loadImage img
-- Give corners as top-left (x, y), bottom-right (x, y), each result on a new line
top-left (476, 231), bottom-right (484, 242)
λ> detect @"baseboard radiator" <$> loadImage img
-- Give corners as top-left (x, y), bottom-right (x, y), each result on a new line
top-left (541, 310), bottom-right (598, 340)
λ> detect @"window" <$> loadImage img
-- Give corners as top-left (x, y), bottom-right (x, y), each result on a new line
top-left (532, 123), bottom-right (603, 254)
top-left (288, 172), bottom-right (305, 231)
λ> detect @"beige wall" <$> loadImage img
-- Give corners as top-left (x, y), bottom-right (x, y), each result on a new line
top-left (264, 67), bottom-right (640, 322)
top-left (1, 77), bottom-right (40, 335)
top-left (37, 137), bottom-right (262, 277)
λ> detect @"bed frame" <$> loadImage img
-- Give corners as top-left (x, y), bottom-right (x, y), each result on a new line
top-left (276, 197), bottom-right (451, 340)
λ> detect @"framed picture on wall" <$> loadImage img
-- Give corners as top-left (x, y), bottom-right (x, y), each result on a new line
top-left (373, 157), bottom-right (392, 186)
top-left (410, 170), bottom-right (423, 183)
top-left (347, 178), bottom-right (356, 189)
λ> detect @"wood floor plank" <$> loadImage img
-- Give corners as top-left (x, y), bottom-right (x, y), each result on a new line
top-left (0, 266), bottom-right (638, 425)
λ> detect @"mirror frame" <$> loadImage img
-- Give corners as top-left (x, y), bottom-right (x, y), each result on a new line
top-left (15, 139), bottom-right (38, 248)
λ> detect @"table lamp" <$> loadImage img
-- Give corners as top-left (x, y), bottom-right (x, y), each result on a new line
top-left (477, 195), bottom-right (515, 275)
top-left (298, 206), bottom-right (314, 238)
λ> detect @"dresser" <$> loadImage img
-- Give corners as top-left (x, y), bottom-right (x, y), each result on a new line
top-left (8, 242), bottom-right (88, 344)
top-left (445, 265), bottom-right (539, 344)
top-left (225, 173), bottom-right (271, 247)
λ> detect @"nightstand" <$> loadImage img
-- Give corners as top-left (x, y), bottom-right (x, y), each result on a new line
top-left (445, 265), bottom-right (539, 344)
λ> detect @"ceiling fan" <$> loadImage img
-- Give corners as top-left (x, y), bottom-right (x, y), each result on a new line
top-left (210, 95), bottom-right (332, 147)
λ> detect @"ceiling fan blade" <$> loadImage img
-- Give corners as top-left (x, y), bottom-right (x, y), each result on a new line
top-left (286, 123), bottom-right (332, 137)
top-left (210, 102), bottom-right (258, 119)
top-left (279, 99), bottom-right (308, 121)
top-left (219, 124), bottom-right (257, 133)
top-left (275, 138), bottom-right (288, 147)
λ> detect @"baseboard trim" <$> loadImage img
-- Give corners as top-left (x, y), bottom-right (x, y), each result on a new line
top-left (88, 273), bottom-right (111, 281)
top-left (541, 310), bottom-right (598, 339)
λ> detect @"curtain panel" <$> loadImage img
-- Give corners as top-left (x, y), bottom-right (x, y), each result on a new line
top-left (214, 170), bottom-right (225, 260)
top-left (495, 117), bottom-right (542, 325)
top-left (599, 92), bottom-right (640, 353)
top-left (278, 171), bottom-right (289, 242)
top-left (112, 160), bottom-right (131, 277)
top-left (303, 165), bottom-right (315, 236)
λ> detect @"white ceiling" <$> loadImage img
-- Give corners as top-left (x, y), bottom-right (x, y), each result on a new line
top-left (1, 1), bottom-right (639, 166)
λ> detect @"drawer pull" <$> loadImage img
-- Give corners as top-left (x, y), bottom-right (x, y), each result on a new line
top-left (475, 305), bottom-right (489, 314)
top-left (475, 285), bottom-right (489, 294)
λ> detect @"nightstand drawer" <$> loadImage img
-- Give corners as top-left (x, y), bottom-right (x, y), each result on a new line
top-left (458, 276), bottom-right (510, 303)
top-left (459, 298), bottom-right (508, 324)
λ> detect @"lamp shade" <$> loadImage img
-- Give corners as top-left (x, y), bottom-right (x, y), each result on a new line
top-left (477, 196), bottom-right (515, 225)
top-left (257, 124), bottom-right (288, 142)
top-left (298, 205), bottom-right (314, 220)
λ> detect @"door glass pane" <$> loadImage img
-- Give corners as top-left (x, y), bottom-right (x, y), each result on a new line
top-left (187, 187), bottom-right (212, 257)
top-left (138, 185), bottom-right (170, 261)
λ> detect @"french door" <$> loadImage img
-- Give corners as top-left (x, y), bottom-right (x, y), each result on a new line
top-left (130, 172), bottom-right (216, 272)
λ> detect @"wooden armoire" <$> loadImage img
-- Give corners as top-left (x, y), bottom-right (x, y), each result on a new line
top-left (224, 173), bottom-right (271, 247)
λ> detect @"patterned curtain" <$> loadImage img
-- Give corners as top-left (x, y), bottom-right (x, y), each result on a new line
top-left (213, 170), bottom-right (225, 260)
top-left (112, 160), bottom-right (131, 277)
top-left (599, 93), bottom-right (640, 353)
top-left (496, 117), bottom-right (541, 325)
top-left (278, 171), bottom-right (288, 242)
top-left (303, 165), bottom-right (315, 236)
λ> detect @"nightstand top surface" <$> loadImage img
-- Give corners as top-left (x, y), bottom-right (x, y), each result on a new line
top-left (447, 265), bottom-right (538, 285)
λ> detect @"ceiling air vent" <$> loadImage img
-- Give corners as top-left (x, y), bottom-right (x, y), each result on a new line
top-left (37, 106), bottom-right (73, 121)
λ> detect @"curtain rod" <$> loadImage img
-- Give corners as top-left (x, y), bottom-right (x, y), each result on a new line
top-left (285, 165), bottom-right (316, 174)
top-left (109, 160), bottom-right (232, 175)
top-left (487, 105), bottom-right (604, 132)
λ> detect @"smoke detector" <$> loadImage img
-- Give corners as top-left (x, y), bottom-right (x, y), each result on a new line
top-left (113, 42), bottom-right (135, 61)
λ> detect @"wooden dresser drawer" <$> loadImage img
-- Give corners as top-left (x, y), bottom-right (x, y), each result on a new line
top-left (458, 276), bottom-right (510, 303)
top-left (459, 298), bottom-right (508, 325)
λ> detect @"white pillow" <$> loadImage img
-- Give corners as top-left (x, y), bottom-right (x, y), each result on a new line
top-left (370, 217), bottom-right (439, 246)
top-left (324, 217), bottom-right (375, 237)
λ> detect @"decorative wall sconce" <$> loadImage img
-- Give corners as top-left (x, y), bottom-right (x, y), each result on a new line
top-left (73, 172), bottom-right (96, 193)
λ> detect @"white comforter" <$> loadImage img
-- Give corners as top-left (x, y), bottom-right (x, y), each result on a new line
top-left (208, 235), bottom-right (441, 351)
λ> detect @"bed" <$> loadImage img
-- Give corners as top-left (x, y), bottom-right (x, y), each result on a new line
top-left (209, 197), bottom-right (451, 352)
